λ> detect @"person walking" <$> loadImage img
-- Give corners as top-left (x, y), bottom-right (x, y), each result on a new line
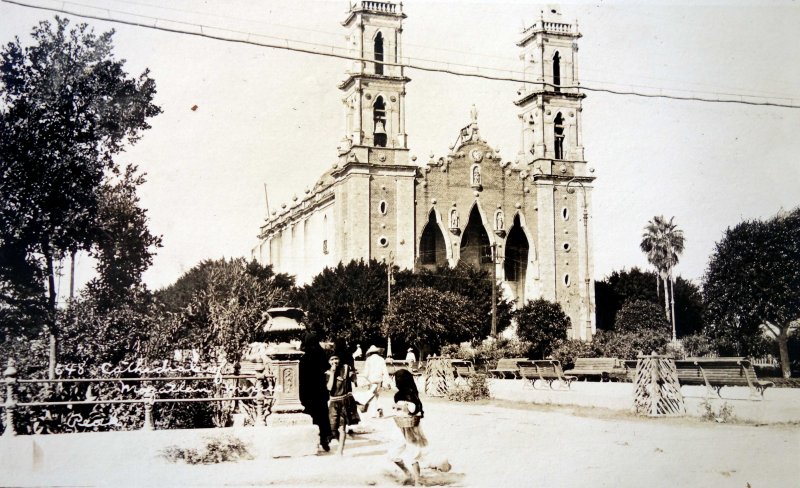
top-left (326, 353), bottom-right (360, 456)
top-left (361, 345), bottom-right (391, 417)
top-left (390, 368), bottom-right (428, 486)
top-left (298, 332), bottom-right (333, 452)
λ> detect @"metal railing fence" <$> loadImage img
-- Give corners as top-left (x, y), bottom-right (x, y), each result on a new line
top-left (1, 359), bottom-right (276, 436)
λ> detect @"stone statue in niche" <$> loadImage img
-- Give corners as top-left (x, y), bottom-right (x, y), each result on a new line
top-left (471, 165), bottom-right (481, 187)
top-left (450, 209), bottom-right (459, 229)
top-left (495, 211), bottom-right (505, 231)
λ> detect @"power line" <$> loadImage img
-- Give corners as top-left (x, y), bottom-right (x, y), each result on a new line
top-left (2, 0), bottom-right (798, 109)
top-left (109, 0), bottom-right (796, 100)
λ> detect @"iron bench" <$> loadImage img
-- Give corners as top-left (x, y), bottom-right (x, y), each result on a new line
top-left (488, 357), bottom-right (527, 379)
top-left (622, 359), bottom-right (639, 382)
top-left (674, 357), bottom-right (774, 399)
top-left (518, 360), bottom-right (576, 389)
top-left (564, 357), bottom-right (622, 382)
top-left (386, 359), bottom-right (414, 375)
top-left (450, 359), bottom-right (475, 379)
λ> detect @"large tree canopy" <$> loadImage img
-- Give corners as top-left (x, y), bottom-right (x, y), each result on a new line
top-left (295, 259), bottom-right (389, 346)
top-left (0, 17), bottom-right (161, 376)
top-left (595, 268), bottom-right (703, 337)
top-left (514, 298), bottom-right (570, 359)
top-left (84, 165), bottom-right (162, 310)
top-left (382, 286), bottom-right (483, 354)
top-left (149, 258), bottom-right (294, 363)
top-left (703, 208), bottom-right (800, 377)
top-left (396, 262), bottom-right (513, 337)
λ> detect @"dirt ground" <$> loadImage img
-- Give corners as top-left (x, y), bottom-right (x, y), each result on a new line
top-left (4, 394), bottom-right (798, 487)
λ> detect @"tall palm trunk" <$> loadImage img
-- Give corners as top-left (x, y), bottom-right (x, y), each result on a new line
top-left (655, 274), bottom-right (660, 300)
top-left (669, 271), bottom-right (676, 343)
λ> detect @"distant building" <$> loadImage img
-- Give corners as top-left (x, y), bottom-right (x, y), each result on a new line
top-left (256, 3), bottom-right (596, 340)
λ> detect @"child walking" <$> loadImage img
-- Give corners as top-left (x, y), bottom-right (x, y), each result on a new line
top-left (325, 353), bottom-right (360, 456)
top-left (390, 369), bottom-right (428, 486)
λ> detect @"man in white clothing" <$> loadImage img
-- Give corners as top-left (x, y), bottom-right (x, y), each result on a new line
top-left (361, 345), bottom-right (391, 417)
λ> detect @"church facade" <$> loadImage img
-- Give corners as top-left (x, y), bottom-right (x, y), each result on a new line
top-left (256, 2), bottom-right (596, 340)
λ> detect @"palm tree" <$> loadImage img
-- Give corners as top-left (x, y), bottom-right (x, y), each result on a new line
top-left (640, 216), bottom-right (685, 342)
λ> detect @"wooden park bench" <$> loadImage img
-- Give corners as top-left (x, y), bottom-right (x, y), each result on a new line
top-left (518, 360), bottom-right (576, 390)
top-left (564, 357), bottom-right (623, 382)
top-left (622, 360), bottom-right (639, 382)
top-left (386, 359), bottom-right (414, 375)
top-left (488, 357), bottom-right (527, 379)
top-left (674, 357), bottom-right (775, 400)
top-left (450, 359), bottom-right (475, 379)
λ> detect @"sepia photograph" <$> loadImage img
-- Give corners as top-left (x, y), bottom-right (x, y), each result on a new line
top-left (0, 0), bottom-right (798, 486)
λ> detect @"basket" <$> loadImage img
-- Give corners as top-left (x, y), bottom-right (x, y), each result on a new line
top-left (394, 415), bottom-right (420, 428)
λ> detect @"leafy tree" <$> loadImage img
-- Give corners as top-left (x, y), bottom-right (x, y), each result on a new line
top-left (614, 299), bottom-right (671, 335)
top-left (514, 298), bottom-right (570, 359)
top-left (382, 286), bottom-right (483, 354)
top-left (396, 262), bottom-right (513, 337)
top-left (295, 259), bottom-right (389, 345)
top-left (595, 268), bottom-right (657, 331)
top-left (84, 165), bottom-right (162, 310)
top-left (0, 17), bottom-right (161, 376)
top-left (149, 258), bottom-right (294, 363)
top-left (680, 333), bottom-right (717, 358)
top-left (592, 329), bottom-right (670, 360)
top-left (58, 290), bottom-right (155, 366)
top-left (640, 216), bottom-right (685, 341)
top-left (671, 276), bottom-right (705, 336)
top-left (703, 208), bottom-right (800, 377)
top-left (595, 268), bottom-right (703, 337)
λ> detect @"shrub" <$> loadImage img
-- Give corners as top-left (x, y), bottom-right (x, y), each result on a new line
top-left (161, 434), bottom-right (252, 464)
top-left (679, 333), bottom-right (717, 358)
top-left (550, 339), bottom-right (597, 370)
top-left (514, 299), bottom-right (570, 359)
top-left (593, 329), bottom-right (670, 360)
top-left (440, 338), bottom-right (530, 370)
top-left (700, 400), bottom-right (735, 423)
top-left (615, 299), bottom-right (671, 335)
top-left (446, 374), bottom-right (490, 402)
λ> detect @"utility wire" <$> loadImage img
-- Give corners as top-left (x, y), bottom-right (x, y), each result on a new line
top-left (108, 0), bottom-right (796, 99)
top-left (2, 0), bottom-right (798, 109)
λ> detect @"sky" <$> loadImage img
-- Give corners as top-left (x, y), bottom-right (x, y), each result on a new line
top-left (1, 0), bottom-right (799, 296)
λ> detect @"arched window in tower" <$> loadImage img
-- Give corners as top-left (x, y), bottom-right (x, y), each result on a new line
top-left (552, 51), bottom-right (561, 92)
top-left (373, 96), bottom-right (387, 147)
top-left (554, 112), bottom-right (565, 160)
top-left (374, 32), bottom-right (384, 75)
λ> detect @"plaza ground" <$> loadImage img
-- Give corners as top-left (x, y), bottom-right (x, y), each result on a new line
top-left (2, 380), bottom-right (798, 487)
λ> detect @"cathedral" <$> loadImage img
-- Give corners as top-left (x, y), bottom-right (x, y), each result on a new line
top-left (256, 2), bottom-right (596, 340)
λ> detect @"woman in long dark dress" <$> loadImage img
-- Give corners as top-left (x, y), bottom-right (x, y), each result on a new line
top-left (298, 332), bottom-right (333, 451)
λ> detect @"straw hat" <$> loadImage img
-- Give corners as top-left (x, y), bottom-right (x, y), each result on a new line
top-left (366, 345), bottom-right (381, 355)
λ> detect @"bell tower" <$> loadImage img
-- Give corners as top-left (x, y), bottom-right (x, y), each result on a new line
top-left (338, 1), bottom-right (409, 165)
top-left (515, 7), bottom-right (596, 340)
top-left (515, 7), bottom-right (585, 166)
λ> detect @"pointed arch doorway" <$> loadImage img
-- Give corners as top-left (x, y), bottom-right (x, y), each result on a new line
top-left (460, 206), bottom-right (492, 273)
top-left (418, 210), bottom-right (447, 269)
top-left (504, 215), bottom-right (529, 302)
